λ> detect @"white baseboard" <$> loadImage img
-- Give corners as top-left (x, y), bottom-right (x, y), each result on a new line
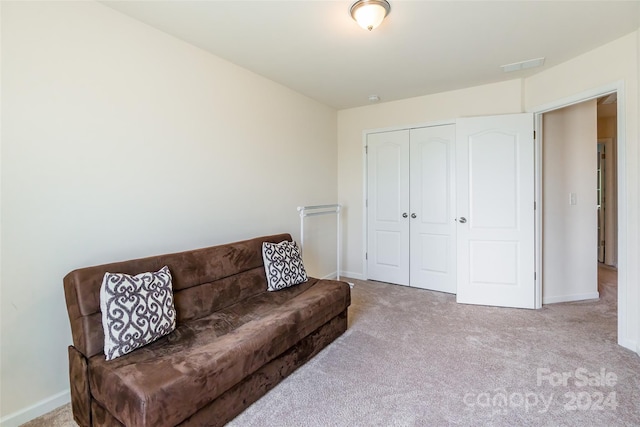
top-left (321, 271), bottom-right (338, 280)
top-left (617, 336), bottom-right (638, 352)
top-left (340, 270), bottom-right (364, 280)
top-left (0, 389), bottom-right (70, 427)
top-left (543, 292), bottom-right (600, 305)
top-left (322, 271), bottom-right (365, 282)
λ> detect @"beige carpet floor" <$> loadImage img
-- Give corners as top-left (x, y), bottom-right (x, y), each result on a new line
top-left (23, 266), bottom-right (640, 426)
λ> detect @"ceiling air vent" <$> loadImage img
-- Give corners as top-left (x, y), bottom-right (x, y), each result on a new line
top-left (501, 57), bottom-right (545, 73)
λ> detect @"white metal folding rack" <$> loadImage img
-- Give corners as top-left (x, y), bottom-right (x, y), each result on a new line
top-left (297, 204), bottom-right (347, 283)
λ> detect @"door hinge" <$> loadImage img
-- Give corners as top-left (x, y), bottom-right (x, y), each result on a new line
top-left (534, 272), bottom-right (537, 280)
top-left (365, 199), bottom-right (368, 208)
top-left (365, 252), bottom-right (368, 260)
top-left (534, 201), bottom-right (536, 210)
top-left (365, 146), bottom-right (368, 154)
top-left (533, 130), bottom-right (536, 140)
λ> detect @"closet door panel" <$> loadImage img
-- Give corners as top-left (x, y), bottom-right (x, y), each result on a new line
top-left (367, 130), bottom-right (410, 285)
top-left (410, 125), bottom-right (456, 293)
top-left (455, 113), bottom-right (535, 308)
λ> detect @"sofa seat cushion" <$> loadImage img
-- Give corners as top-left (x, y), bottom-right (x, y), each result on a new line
top-left (88, 279), bottom-right (350, 427)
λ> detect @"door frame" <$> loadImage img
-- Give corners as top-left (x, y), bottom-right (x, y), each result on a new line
top-left (361, 119), bottom-right (455, 281)
top-left (531, 80), bottom-right (629, 349)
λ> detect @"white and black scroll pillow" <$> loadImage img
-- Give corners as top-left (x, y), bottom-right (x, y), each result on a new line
top-left (262, 240), bottom-right (308, 291)
top-left (100, 266), bottom-right (176, 361)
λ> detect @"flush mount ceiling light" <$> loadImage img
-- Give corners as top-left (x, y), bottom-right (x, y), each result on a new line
top-left (350, 0), bottom-right (391, 31)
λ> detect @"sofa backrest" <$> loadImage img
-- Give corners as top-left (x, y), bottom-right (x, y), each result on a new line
top-left (63, 233), bottom-right (291, 358)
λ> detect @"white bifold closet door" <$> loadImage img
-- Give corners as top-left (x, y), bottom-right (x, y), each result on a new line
top-left (367, 125), bottom-right (456, 293)
top-left (366, 129), bottom-right (410, 286)
top-left (409, 126), bottom-right (456, 293)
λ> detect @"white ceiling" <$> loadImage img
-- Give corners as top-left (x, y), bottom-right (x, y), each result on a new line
top-left (102, 1), bottom-right (640, 110)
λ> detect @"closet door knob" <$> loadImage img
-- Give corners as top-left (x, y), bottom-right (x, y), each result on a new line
top-left (411, 213), bottom-right (417, 219)
top-left (459, 217), bottom-right (467, 223)
top-left (402, 213), bottom-right (408, 218)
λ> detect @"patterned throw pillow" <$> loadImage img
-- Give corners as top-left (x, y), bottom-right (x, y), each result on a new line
top-left (100, 266), bottom-right (176, 361)
top-left (262, 240), bottom-right (308, 291)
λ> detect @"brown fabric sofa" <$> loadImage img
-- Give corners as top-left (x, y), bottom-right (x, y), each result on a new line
top-left (63, 233), bottom-right (351, 427)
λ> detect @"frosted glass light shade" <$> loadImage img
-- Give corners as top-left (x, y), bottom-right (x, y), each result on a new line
top-left (350, 0), bottom-right (390, 31)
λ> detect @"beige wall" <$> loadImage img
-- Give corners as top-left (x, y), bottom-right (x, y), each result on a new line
top-left (0, 1), bottom-right (337, 421)
top-left (542, 100), bottom-right (598, 303)
top-left (525, 30), bottom-right (639, 351)
top-left (337, 79), bottom-right (524, 277)
top-left (598, 113), bottom-right (617, 140)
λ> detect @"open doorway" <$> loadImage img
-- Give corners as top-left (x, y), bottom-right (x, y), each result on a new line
top-left (596, 93), bottom-right (618, 303)
top-left (539, 93), bottom-right (618, 305)
top-left (597, 93), bottom-right (618, 268)
top-left (535, 83), bottom-right (630, 349)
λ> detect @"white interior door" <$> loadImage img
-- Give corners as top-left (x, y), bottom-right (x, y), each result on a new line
top-left (409, 125), bottom-right (456, 293)
top-left (456, 113), bottom-right (535, 308)
top-left (367, 130), bottom-right (410, 285)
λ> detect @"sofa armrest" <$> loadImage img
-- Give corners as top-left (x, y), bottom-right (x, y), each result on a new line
top-left (69, 345), bottom-right (91, 427)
